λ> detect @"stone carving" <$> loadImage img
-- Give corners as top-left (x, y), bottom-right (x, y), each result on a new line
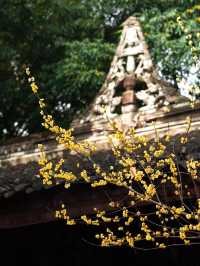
top-left (136, 75), bottom-right (187, 111)
top-left (93, 80), bottom-right (121, 117)
top-left (121, 74), bottom-right (137, 114)
top-left (81, 16), bottom-right (147, 122)
top-left (75, 16), bottom-right (188, 125)
top-left (120, 17), bottom-right (151, 75)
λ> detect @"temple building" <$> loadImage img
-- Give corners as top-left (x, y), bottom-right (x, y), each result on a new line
top-left (0, 17), bottom-right (200, 265)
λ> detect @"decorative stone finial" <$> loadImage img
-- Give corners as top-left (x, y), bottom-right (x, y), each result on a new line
top-left (122, 16), bottom-right (140, 27)
top-left (122, 74), bottom-right (136, 106)
top-left (73, 15), bottom-right (188, 125)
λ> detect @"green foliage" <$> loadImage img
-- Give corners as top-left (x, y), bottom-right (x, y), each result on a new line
top-left (39, 40), bottom-right (115, 126)
top-left (141, 5), bottom-right (200, 87)
top-left (0, 0), bottom-right (199, 141)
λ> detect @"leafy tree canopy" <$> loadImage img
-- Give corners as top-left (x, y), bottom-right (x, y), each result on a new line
top-left (0, 0), bottom-right (199, 142)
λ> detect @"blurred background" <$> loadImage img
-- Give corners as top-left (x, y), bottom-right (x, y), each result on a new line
top-left (0, 0), bottom-right (200, 143)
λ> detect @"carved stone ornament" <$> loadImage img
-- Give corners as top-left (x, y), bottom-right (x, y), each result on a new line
top-left (74, 16), bottom-right (188, 125)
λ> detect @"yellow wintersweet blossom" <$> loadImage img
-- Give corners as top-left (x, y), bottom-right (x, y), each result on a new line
top-left (28, 59), bottom-right (200, 250)
top-left (30, 82), bottom-right (39, 94)
top-left (180, 136), bottom-right (188, 144)
top-left (146, 184), bottom-right (156, 197)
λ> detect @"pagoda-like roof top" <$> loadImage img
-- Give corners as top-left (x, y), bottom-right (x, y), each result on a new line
top-left (0, 17), bottom-right (200, 228)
